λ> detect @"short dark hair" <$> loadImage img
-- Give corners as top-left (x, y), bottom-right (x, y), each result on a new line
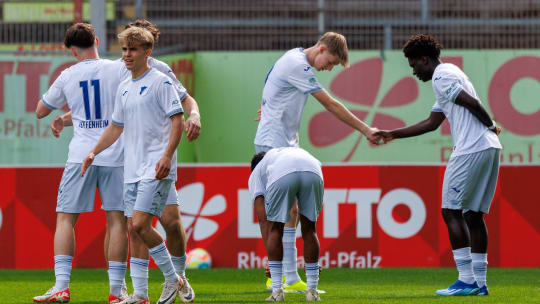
top-left (64, 23), bottom-right (96, 49)
top-left (125, 19), bottom-right (160, 42)
top-left (402, 34), bottom-right (442, 60)
top-left (250, 152), bottom-right (266, 172)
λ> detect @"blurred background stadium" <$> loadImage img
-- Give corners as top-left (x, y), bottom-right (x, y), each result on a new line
top-left (3, 0), bottom-right (540, 53)
top-left (0, 0), bottom-right (538, 273)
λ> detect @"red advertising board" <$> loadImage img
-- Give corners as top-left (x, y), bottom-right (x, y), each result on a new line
top-left (0, 165), bottom-right (538, 269)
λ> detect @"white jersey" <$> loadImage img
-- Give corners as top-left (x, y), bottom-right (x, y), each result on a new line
top-left (117, 57), bottom-right (188, 102)
top-left (431, 63), bottom-right (502, 157)
top-left (248, 147), bottom-right (323, 201)
top-left (112, 68), bottom-right (184, 183)
top-left (42, 58), bottom-right (125, 166)
top-left (254, 48), bottom-right (323, 148)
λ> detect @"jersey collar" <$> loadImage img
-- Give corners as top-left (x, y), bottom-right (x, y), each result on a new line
top-left (132, 67), bottom-right (153, 82)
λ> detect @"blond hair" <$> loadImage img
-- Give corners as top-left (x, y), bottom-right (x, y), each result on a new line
top-left (318, 32), bottom-right (349, 67)
top-left (118, 27), bottom-right (154, 50)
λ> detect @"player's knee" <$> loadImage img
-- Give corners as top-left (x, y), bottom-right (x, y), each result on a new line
top-left (107, 215), bottom-right (126, 231)
top-left (57, 212), bottom-right (78, 227)
top-left (300, 218), bottom-right (316, 236)
top-left (131, 221), bottom-right (148, 235)
top-left (161, 218), bottom-right (181, 235)
top-left (464, 211), bottom-right (483, 226)
top-left (441, 208), bottom-right (460, 222)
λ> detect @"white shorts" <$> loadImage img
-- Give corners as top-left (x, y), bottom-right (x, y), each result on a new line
top-left (265, 171), bottom-right (324, 223)
top-left (442, 148), bottom-right (500, 214)
top-left (56, 163), bottom-right (123, 213)
top-left (123, 179), bottom-right (177, 218)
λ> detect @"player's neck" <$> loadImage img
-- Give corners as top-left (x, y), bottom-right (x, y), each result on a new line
top-left (75, 48), bottom-right (99, 62)
top-left (131, 64), bottom-right (150, 79)
top-left (427, 58), bottom-right (442, 77)
top-left (303, 46), bottom-right (317, 66)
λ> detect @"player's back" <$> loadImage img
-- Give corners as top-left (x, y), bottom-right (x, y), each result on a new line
top-left (262, 147), bottom-right (323, 187)
top-left (44, 59), bottom-right (125, 166)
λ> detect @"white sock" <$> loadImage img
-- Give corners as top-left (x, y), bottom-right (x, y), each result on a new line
top-left (283, 227), bottom-right (301, 285)
top-left (452, 247), bottom-right (475, 284)
top-left (472, 253), bottom-right (488, 287)
top-left (171, 254), bottom-right (187, 277)
top-left (149, 242), bottom-right (178, 282)
top-left (108, 261), bottom-right (127, 297)
top-left (305, 263), bottom-right (319, 290)
top-left (54, 255), bottom-right (73, 290)
top-left (268, 260), bottom-right (283, 292)
top-left (130, 258), bottom-right (149, 298)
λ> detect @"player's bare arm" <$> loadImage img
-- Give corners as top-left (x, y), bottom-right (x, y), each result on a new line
top-left (311, 89), bottom-right (380, 144)
top-left (156, 113), bottom-right (185, 179)
top-left (454, 90), bottom-right (501, 135)
top-left (35, 100), bottom-right (53, 119)
top-left (181, 95), bottom-right (201, 141)
top-left (375, 111), bottom-right (446, 143)
top-left (50, 111), bottom-right (73, 138)
top-left (81, 123), bottom-right (124, 176)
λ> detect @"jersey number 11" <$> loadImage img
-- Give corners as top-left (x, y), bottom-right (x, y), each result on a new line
top-left (79, 80), bottom-right (101, 120)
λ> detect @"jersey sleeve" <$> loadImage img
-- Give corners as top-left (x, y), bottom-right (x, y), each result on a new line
top-left (111, 86), bottom-right (126, 126)
top-left (157, 77), bottom-right (184, 117)
top-left (431, 101), bottom-right (444, 113)
top-left (432, 71), bottom-right (463, 105)
top-left (248, 166), bottom-right (266, 202)
top-left (151, 59), bottom-right (188, 101)
top-left (287, 63), bottom-right (323, 95)
top-left (41, 70), bottom-right (67, 110)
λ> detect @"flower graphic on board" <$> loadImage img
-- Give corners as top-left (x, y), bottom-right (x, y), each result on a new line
top-left (308, 57), bottom-right (419, 161)
top-left (177, 183), bottom-right (227, 241)
top-left (156, 182), bottom-right (226, 241)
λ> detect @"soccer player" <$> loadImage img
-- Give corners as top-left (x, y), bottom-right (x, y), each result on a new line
top-left (249, 147), bottom-right (324, 302)
top-left (254, 32), bottom-right (380, 292)
top-left (81, 27), bottom-right (185, 304)
top-left (33, 23), bottom-right (129, 303)
top-left (118, 19), bottom-right (197, 304)
top-left (50, 19), bottom-right (199, 303)
top-left (375, 34), bottom-right (502, 296)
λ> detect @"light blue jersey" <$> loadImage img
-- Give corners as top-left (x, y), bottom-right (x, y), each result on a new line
top-left (112, 68), bottom-right (184, 183)
top-left (431, 63), bottom-right (501, 157)
top-left (254, 48), bottom-right (322, 148)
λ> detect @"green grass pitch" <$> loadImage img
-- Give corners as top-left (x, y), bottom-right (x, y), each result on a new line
top-left (3, 268), bottom-right (539, 303)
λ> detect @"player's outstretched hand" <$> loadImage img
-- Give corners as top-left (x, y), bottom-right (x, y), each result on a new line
top-left (491, 122), bottom-right (501, 136)
top-left (254, 104), bottom-right (262, 122)
top-left (366, 127), bottom-right (383, 145)
top-left (81, 152), bottom-right (95, 176)
top-left (185, 113), bottom-right (201, 141)
top-left (155, 156), bottom-right (172, 180)
top-left (373, 130), bottom-right (394, 144)
top-left (50, 116), bottom-right (64, 138)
